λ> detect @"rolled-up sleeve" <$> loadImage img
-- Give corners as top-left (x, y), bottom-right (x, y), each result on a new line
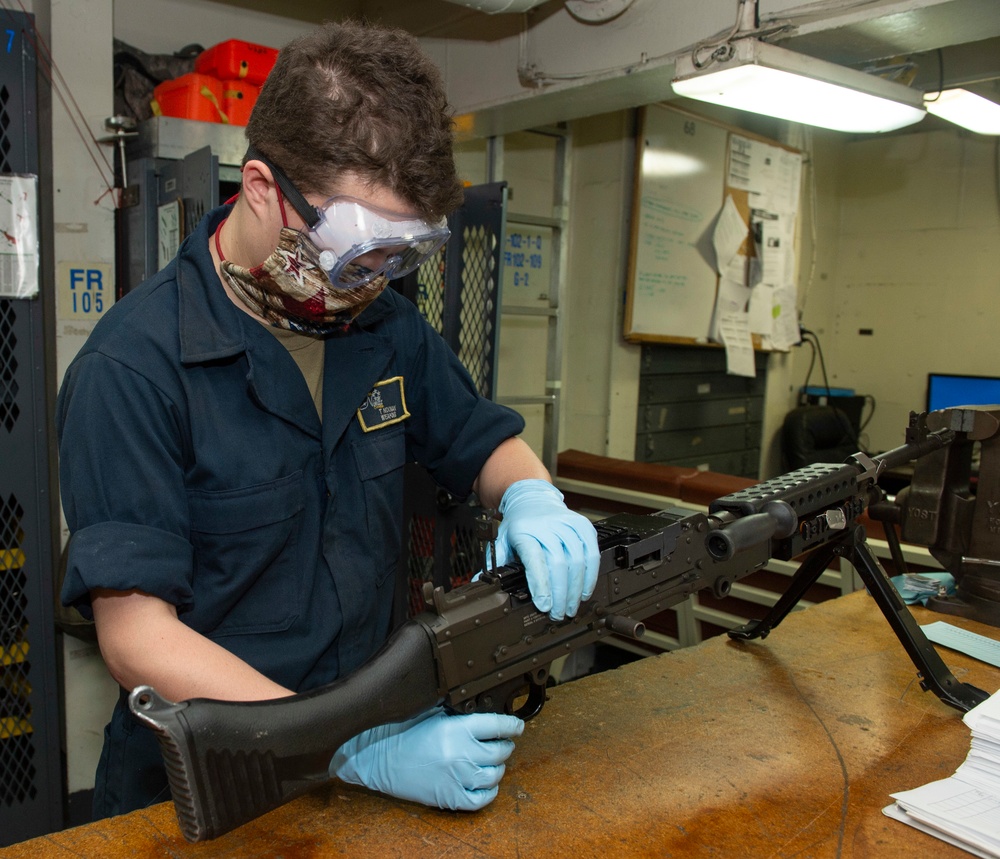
top-left (57, 350), bottom-right (193, 615)
top-left (62, 522), bottom-right (195, 619)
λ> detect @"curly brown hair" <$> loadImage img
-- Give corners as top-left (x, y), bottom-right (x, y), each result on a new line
top-left (246, 20), bottom-right (464, 221)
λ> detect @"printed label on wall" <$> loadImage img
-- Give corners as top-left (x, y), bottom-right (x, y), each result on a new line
top-left (0, 175), bottom-right (39, 298)
top-left (503, 225), bottom-right (551, 304)
top-left (57, 261), bottom-right (112, 321)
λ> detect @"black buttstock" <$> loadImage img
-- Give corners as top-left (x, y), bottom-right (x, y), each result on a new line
top-left (130, 621), bottom-right (441, 842)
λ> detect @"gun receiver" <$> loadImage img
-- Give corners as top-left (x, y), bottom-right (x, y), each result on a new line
top-left (130, 421), bottom-right (985, 842)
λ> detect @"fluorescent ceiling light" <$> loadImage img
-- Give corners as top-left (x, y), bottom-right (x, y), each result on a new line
top-left (672, 38), bottom-right (927, 134)
top-left (924, 89), bottom-right (1000, 135)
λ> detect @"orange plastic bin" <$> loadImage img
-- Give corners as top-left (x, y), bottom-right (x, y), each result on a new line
top-left (222, 80), bottom-right (259, 125)
top-left (196, 39), bottom-right (278, 86)
top-left (152, 73), bottom-right (227, 123)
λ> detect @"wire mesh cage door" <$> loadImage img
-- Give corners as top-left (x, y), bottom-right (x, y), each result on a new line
top-left (393, 182), bottom-right (507, 623)
top-left (0, 10), bottom-right (64, 844)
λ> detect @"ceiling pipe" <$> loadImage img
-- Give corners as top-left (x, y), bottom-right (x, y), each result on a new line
top-left (439, 0), bottom-right (639, 21)
top-left (438, 0), bottom-right (549, 12)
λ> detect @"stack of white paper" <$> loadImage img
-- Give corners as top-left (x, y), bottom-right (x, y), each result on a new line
top-left (884, 689), bottom-right (1000, 857)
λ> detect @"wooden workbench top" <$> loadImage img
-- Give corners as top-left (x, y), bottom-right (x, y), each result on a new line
top-left (5, 590), bottom-right (999, 858)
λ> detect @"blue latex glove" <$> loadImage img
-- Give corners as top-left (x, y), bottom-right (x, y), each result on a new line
top-left (329, 706), bottom-right (524, 811)
top-left (889, 572), bottom-right (956, 605)
top-left (494, 479), bottom-right (600, 620)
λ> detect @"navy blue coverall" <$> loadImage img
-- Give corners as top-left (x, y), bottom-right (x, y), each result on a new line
top-left (57, 205), bottom-right (524, 817)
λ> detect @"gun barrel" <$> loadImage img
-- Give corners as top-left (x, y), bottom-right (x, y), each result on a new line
top-left (872, 428), bottom-right (954, 472)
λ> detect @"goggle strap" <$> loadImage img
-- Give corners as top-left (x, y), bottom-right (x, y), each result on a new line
top-left (245, 145), bottom-right (321, 230)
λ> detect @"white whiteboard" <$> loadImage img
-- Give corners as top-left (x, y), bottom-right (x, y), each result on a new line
top-left (623, 104), bottom-right (802, 347)
top-left (624, 104), bottom-right (729, 342)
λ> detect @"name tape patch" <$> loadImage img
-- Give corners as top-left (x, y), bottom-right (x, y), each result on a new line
top-left (357, 376), bottom-right (411, 432)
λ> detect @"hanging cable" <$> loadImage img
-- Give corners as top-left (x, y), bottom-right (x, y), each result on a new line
top-left (799, 334), bottom-right (818, 400)
top-left (923, 48), bottom-right (944, 103)
top-left (799, 330), bottom-right (834, 409)
top-left (797, 326), bottom-right (876, 453)
top-left (798, 128), bottom-right (819, 324)
top-left (4, 2), bottom-right (117, 206)
top-left (691, 0), bottom-right (755, 69)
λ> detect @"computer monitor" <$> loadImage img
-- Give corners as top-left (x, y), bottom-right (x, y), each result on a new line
top-left (926, 373), bottom-right (1000, 412)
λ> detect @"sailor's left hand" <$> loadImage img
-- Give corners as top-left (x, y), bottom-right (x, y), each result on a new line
top-left (493, 479), bottom-right (599, 620)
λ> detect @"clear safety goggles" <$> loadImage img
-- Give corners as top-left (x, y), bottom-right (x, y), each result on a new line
top-left (248, 146), bottom-right (450, 288)
top-left (308, 196), bottom-right (450, 288)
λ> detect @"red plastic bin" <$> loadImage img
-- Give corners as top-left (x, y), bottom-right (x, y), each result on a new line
top-left (221, 80), bottom-right (259, 126)
top-left (152, 73), bottom-right (227, 123)
top-left (196, 39), bottom-right (278, 86)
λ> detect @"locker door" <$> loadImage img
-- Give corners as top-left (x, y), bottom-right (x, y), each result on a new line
top-left (394, 182), bottom-right (507, 623)
top-left (0, 9), bottom-right (64, 845)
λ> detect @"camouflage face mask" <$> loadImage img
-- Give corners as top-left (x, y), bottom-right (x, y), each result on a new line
top-left (220, 227), bottom-right (388, 336)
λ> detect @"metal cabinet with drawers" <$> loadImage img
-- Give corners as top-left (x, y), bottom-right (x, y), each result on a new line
top-left (635, 344), bottom-right (768, 478)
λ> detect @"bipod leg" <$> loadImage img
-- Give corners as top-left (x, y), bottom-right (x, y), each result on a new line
top-left (728, 541), bottom-right (838, 641)
top-left (880, 514), bottom-right (911, 579)
top-left (841, 525), bottom-right (987, 713)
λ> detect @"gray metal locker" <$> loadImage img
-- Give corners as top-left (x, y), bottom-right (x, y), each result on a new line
top-left (0, 9), bottom-right (64, 845)
top-left (394, 182), bottom-right (507, 622)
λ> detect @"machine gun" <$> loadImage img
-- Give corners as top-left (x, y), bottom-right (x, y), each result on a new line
top-left (129, 417), bottom-right (988, 842)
